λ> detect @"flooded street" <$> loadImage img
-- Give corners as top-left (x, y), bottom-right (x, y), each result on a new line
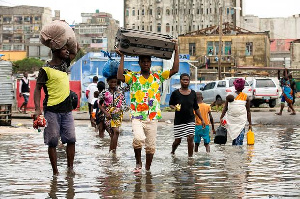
top-left (0, 122), bottom-right (299, 198)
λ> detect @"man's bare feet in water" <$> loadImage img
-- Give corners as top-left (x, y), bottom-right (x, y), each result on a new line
top-left (67, 167), bottom-right (75, 176)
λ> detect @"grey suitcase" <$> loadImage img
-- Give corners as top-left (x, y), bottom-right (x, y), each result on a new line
top-left (115, 28), bottom-right (175, 59)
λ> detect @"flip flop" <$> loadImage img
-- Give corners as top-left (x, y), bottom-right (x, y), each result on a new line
top-left (133, 167), bottom-right (142, 174)
top-left (290, 112), bottom-right (296, 115)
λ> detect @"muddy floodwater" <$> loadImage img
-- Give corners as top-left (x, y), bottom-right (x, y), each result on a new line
top-left (0, 122), bottom-right (299, 198)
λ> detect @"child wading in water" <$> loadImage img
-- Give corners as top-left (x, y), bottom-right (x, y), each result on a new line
top-left (194, 92), bottom-right (216, 153)
top-left (99, 75), bottom-right (128, 153)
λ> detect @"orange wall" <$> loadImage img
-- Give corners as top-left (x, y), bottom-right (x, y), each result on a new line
top-left (0, 51), bottom-right (27, 61)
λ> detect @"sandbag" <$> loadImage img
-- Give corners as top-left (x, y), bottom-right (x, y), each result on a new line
top-left (102, 59), bottom-right (119, 78)
top-left (40, 20), bottom-right (77, 54)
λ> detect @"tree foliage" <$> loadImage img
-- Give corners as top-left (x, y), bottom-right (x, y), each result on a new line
top-left (72, 48), bottom-right (86, 64)
top-left (13, 58), bottom-right (45, 73)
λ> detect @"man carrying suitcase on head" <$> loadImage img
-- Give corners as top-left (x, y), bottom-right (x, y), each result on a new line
top-left (116, 41), bottom-right (179, 173)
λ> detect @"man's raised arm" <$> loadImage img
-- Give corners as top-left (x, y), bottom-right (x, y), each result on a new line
top-left (116, 48), bottom-right (125, 82)
top-left (169, 41), bottom-right (179, 77)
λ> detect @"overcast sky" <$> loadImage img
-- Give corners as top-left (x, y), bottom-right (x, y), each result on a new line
top-left (1, 0), bottom-right (300, 26)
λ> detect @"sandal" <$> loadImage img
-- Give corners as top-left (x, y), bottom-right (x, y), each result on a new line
top-left (133, 167), bottom-right (142, 174)
top-left (290, 112), bottom-right (296, 115)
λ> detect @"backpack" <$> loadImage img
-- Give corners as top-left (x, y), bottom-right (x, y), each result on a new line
top-left (70, 90), bottom-right (78, 110)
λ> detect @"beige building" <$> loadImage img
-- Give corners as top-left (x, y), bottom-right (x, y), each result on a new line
top-left (74, 10), bottom-right (120, 52)
top-left (0, 5), bottom-right (53, 60)
top-left (179, 23), bottom-right (270, 69)
top-left (241, 14), bottom-right (300, 68)
top-left (290, 39), bottom-right (300, 69)
top-left (124, 0), bottom-right (244, 36)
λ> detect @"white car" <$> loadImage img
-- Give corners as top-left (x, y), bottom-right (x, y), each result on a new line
top-left (200, 79), bottom-right (253, 104)
top-left (250, 78), bottom-right (279, 108)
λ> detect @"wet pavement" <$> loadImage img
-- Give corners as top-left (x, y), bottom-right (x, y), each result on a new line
top-left (0, 121), bottom-right (300, 198)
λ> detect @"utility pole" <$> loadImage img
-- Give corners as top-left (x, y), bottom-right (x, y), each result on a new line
top-left (218, 6), bottom-right (223, 80)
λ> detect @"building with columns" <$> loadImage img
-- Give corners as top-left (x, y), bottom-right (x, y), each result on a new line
top-left (124, 0), bottom-right (244, 36)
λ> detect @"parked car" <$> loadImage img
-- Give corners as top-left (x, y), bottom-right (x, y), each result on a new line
top-left (200, 79), bottom-right (253, 104)
top-left (250, 78), bottom-right (279, 108)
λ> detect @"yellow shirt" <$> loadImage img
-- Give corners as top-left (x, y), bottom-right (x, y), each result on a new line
top-left (195, 103), bottom-right (211, 125)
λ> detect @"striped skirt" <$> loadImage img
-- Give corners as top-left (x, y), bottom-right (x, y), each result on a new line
top-left (174, 122), bottom-right (195, 138)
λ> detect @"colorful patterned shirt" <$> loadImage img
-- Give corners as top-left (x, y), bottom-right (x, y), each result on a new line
top-left (124, 70), bottom-right (170, 120)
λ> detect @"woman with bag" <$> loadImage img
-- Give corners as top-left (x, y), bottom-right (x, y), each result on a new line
top-left (98, 75), bottom-right (128, 153)
top-left (220, 78), bottom-right (252, 145)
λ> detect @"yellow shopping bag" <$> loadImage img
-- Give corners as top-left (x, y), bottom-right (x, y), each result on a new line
top-left (247, 130), bottom-right (255, 145)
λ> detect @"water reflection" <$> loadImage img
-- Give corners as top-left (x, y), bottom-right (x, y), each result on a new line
top-left (0, 124), bottom-right (299, 198)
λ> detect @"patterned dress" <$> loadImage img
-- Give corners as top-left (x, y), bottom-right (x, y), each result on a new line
top-left (280, 78), bottom-right (293, 104)
top-left (99, 88), bottom-right (127, 128)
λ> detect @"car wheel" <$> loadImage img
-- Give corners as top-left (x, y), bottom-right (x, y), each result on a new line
top-left (253, 101), bottom-right (260, 108)
top-left (216, 96), bottom-right (222, 102)
top-left (269, 99), bottom-right (276, 108)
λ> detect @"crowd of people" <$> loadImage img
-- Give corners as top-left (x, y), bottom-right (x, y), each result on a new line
top-left (32, 37), bottom-right (297, 176)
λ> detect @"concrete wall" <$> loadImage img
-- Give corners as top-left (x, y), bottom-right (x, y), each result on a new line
top-left (291, 42), bottom-right (300, 69)
top-left (241, 15), bottom-right (300, 39)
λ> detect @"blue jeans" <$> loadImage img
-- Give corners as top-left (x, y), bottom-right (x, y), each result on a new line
top-left (232, 128), bottom-right (245, 145)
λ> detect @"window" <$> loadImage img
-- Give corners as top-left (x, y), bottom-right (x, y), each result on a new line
top-left (217, 81), bottom-right (226, 88)
top-left (166, 23), bottom-right (170, 33)
top-left (24, 16), bottom-right (31, 23)
top-left (225, 41), bottom-right (232, 55)
top-left (132, 24), bottom-right (135, 29)
top-left (34, 16), bottom-right (41, 21)
top-left (142, 25), bottom-right (144, 30)
top-left (14, 16), bottom-right (23, 24)
top-left (3, 16), bottom-right (12, 23)
top-left (189, 43), bottom-right (196, 56)
top-left (157, 8), bottom-right (161, 16)
top-left (126, 9), bottom-right (129, 16)
top-left (157, 23), bottom-right (161, 32)
top-left (229, 79), bottom-right (250, 87)
top-left (142, 9), bottom-right (144, 15)
top-left (13, 44), bottom-right (23, 50)
top-left (150, 25), bottom-right (152, 31)
top-left (203, 82), bottom-right (216, 90)
top-left (132, 8), bottom-right (135, 16)
top-left (214, 41), bottom-right (219, 55)
top-left (149, 9), bottom-right (152, 15)
top-left (166, 9), bottom-right (170, 16)
top-left (3, 44), bottom-right (12, 50)
top-left (256, 79), bottom-right (276, 88)
top-left (246, 42), bottom-right (253, 56)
